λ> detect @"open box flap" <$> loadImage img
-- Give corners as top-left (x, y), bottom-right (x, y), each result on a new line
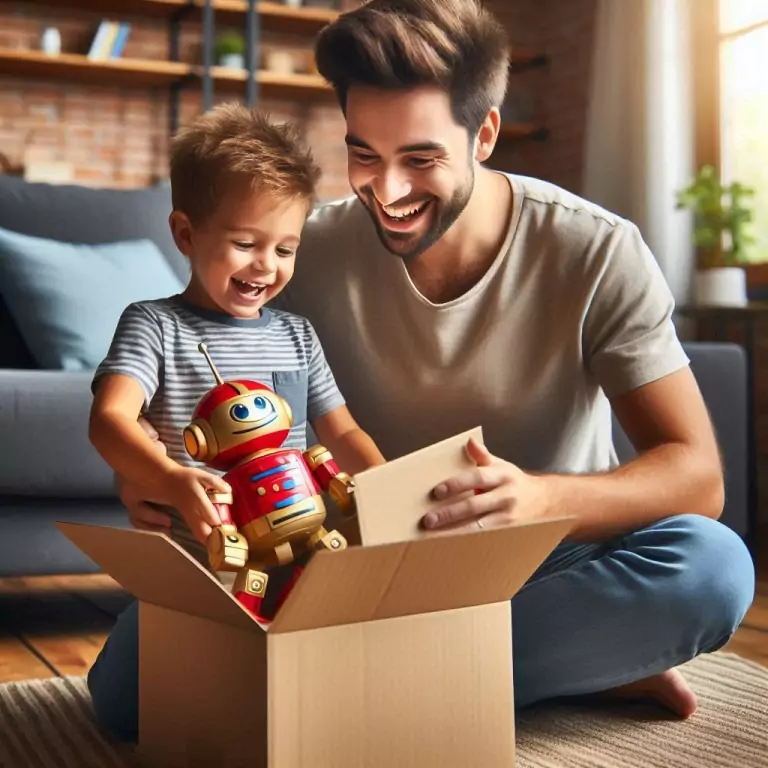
top-left (56, 522), bottom-right (259, 633)
top-left (269, 515), bottom-right (575, 634)
top-left (353, 427), bottom-right (483, 547)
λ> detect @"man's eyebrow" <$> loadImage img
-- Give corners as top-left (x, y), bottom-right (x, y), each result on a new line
top-left (398, 141), bottom-right (446, 154)
top-left (344, 135), bottom-right (446, 154)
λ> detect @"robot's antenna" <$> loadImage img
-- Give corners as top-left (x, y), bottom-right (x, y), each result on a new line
top-left (198, 343), bottom-right (224, 386)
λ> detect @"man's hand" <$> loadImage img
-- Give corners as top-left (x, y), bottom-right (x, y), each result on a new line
top-left (421, 437), bottom-right (551, 532)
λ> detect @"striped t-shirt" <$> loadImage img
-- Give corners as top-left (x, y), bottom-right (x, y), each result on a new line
top-left (92, 294), bottom-right (345, 560)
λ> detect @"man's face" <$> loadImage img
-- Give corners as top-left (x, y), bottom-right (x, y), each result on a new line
top-left (344, 85), bottom-right (476, 260)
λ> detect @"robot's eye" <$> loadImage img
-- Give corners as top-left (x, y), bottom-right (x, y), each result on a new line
top-left (254, 396), bottom-right (268, 410)
top-left (231, 403), bottom-right (250, 421)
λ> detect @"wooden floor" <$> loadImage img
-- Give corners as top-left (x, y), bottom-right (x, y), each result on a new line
top-left (0, 536), bottom-right (765, 683)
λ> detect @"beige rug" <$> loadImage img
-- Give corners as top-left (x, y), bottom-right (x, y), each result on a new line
top-left (0, 652), bottom-right (765, 767)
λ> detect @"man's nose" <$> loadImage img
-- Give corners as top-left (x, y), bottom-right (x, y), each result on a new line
top-left (371, 169), bottom-right (412, 207)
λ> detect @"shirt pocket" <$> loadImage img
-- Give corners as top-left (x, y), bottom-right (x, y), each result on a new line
top-left (272, 369), bottom-right (309, 428)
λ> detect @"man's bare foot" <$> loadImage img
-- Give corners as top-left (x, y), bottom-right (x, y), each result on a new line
top-left (604, 668), bottom-right (698, 718)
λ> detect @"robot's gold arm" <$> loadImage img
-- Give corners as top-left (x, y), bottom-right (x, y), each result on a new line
top-left (207, 524), bottom-right (248, 572)
top-left (303, 444), bottom-right (357, 517)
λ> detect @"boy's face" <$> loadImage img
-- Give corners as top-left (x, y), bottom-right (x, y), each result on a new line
top-left (344, 84), bottom-right (477, 260)
top-left (172, 180), bottom-right (309, 319)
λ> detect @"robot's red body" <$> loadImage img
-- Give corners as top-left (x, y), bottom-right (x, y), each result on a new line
top-left (221, 449), bottom-right (323, 532)
top-left (183, 345), bottom-right (354, 625)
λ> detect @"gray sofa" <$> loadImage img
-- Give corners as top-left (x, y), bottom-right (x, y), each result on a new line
top-left (0, 174), bottom-right (751, 576)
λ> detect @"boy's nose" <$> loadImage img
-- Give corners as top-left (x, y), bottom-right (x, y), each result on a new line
top-left (253, 250), bottom-right (277, 273)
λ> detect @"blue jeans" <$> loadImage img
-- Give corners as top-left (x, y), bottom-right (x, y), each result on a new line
top-left (88, 514), bottom-right (755, 742)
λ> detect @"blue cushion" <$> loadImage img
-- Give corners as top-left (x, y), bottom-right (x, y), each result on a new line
top-left (0, 226), bottom-right (185, 371)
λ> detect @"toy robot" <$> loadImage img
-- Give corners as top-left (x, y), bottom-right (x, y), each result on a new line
top-left (183, 343), bottom-right (355, 624)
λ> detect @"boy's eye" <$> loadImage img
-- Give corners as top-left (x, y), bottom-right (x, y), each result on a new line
top-left (276, 247), bottom-right (295, 257)
top-left (233, 241), bottom-right (254, 250)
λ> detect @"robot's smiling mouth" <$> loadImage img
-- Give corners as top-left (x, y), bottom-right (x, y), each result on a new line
top-left (232, 413), bottom-right (278, 434)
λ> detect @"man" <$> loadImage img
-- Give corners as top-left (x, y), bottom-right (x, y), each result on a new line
top-left (93, 0), bottom-right (754, 740)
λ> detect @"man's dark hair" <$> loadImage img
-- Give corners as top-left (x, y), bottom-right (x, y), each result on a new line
top-left (315, 0), bottom-right (510, 136)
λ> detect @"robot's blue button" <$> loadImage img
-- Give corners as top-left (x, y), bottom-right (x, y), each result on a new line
top-left (282, 479), bottom-right (297, 491)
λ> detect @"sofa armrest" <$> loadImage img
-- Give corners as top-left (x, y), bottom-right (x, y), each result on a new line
top-left (611, 341), bottom-right (748, 537)
top-left (0, 370), bottom-right (117, 497)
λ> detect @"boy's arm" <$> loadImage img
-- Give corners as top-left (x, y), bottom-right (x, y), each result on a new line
top-left (311, 405), bottom-right (386, 475)
top-left (90, 373), bottom-right (229, 541)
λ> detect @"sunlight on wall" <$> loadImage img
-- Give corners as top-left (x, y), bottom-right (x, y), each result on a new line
top-left (720, 0), bottom-right (768, 262)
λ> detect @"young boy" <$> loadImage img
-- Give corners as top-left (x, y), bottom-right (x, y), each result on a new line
top-left (89, 102), bottom-right (386, 569)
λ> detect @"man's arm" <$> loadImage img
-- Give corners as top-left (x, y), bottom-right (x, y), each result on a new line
top-left (536, 365), bottom-right (723, 541)
top-left (423, 366), bottom-right (723, 541)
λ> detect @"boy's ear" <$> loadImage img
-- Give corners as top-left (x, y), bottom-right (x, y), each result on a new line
top-left (169, 210), bottom-right (194, 256)
top-left (474, 107), bottom-right (501, 163)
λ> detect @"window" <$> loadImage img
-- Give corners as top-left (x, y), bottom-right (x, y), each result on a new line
top-left (719, 1), bottom-right (768, 262)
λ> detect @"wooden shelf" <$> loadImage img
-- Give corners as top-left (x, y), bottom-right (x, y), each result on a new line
top-left (0, 48), bottom-right (334, 99)
top-left (498, 123), bottom-right (549, 141)
top-left (0, 48), bottom-right (190, 88)
top-left (209, 65), bottom-right (332, 100)
top-left (214, 1), bottom-right (338, 31)
top-left (23, 0), bottom-right (339, 34)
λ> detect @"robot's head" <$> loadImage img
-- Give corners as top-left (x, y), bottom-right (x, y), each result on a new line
top-left (183, 344), bottom-right (293, 470)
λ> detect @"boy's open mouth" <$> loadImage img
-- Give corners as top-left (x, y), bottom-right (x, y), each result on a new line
top-left (231, 278), bottom-right (267, 298)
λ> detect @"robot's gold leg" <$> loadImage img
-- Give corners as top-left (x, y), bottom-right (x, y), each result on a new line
top-left (306, 527), bottom-right (347, 553)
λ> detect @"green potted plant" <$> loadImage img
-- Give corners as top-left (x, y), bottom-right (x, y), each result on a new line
top-left (215, 31), bottom-right (245, 69)
top-left (675, 164), bottom-right (755, 306)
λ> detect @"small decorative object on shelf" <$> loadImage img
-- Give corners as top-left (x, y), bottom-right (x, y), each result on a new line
top-left (215, 31), bottom-right (246, 69)
top-left (87, 20), bottom-right (131, 60)
top-left (184, 344), bottom-right (356, 626)
top-left (40, 27), bottom-right (61, 57)
top-left (263, 46), bottom-right (297, 75)
top-left (676, 164), bottom-right (756, 307)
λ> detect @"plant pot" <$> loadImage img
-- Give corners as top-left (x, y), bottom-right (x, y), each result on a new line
top-left (694, 267), bottom-right (747, 307)
top-left (218, 53), bottom-right (244, 69)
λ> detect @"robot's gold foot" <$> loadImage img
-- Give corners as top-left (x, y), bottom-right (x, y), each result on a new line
top-left (307, 527), bottom-right (347, 553)
top-left (233, 566), bottom-right (270, 623)
top-left (233, 566), bottom-right (269, 597)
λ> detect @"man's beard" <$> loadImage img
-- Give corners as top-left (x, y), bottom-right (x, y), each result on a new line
top-left (358, 167), bottom-right (475, 261)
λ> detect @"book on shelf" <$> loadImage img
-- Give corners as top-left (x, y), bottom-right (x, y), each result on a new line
top-left (87, 21), bottom-right (131, 60)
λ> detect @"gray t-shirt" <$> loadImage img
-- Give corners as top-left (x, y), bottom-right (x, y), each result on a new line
top-left (93, 294), bottom-right (345, 556)
top-left (273, 172), bottom-right (689, 474)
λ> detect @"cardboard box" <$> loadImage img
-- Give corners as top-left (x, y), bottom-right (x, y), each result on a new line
top-left (58, 427), bottom-right (573, 767)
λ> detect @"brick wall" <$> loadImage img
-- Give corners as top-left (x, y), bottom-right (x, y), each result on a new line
top-left (487, 0), bottom-right (597, 194)
top-left (0, 1), bottom-right (356, 199)
top-left (0, 1), bottom-right (598, 200)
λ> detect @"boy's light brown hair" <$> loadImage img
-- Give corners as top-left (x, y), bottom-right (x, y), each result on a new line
top-left (315, 0), bottom-right (510, 136)
top-left (169, 102), bottom-right (321, 225)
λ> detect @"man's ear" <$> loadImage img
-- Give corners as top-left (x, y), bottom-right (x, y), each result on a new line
top-left (169, 210), bottom-right (194, 257)
top-left (474, 108), bottom-right (501, 163)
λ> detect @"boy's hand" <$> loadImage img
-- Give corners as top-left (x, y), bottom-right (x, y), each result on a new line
top-left (166, 466), bottom-right (232, 544)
